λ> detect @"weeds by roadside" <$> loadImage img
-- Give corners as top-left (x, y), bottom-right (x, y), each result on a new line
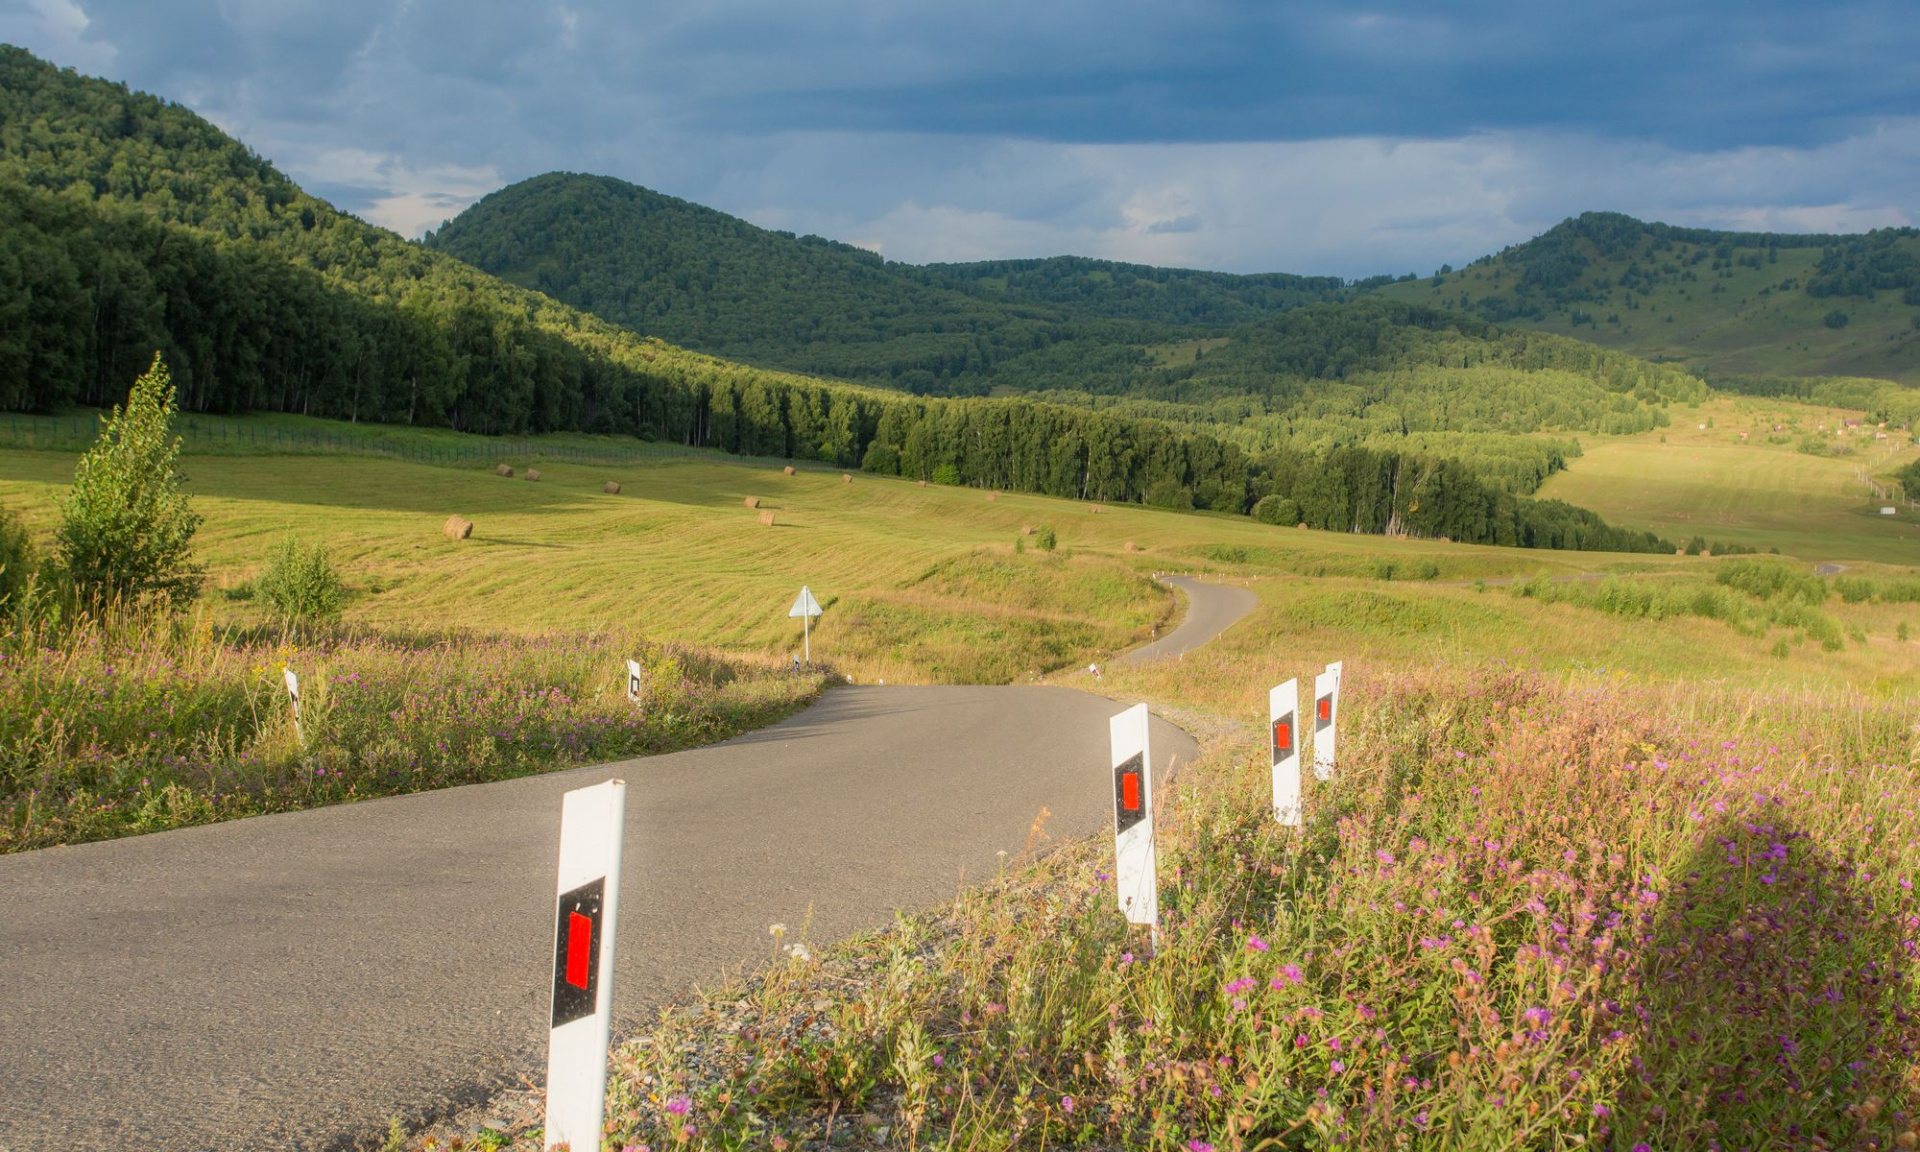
top-left (408, 664), bottom-right (1919, 1151)
top-left (1, 613), bottom-right (825, 851)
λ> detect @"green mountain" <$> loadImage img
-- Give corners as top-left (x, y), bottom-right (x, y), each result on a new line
top-left (0, 46), bottom-right (1680, 552)
top-left (1375, 211), bottom-right (1920, 385)
top-left (422, 172), bottom-right (1374, 396)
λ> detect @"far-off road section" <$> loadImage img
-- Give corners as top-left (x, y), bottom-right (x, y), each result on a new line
top-left (0, 580), bottom-right (1258, 1151)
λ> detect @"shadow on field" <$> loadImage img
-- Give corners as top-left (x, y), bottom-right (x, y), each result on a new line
top-left (1622, 813), bottom-right (1914, 1146)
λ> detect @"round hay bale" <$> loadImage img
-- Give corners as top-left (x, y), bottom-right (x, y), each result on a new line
top-left (1297, 521), bottom-right (1308, 530)
top-left (782, 465), bottom-right (796, 476)
top-left (1087, 505), bottom-right (1100, 514)
top-left (758, 510), bottom-right (777, 527)
top-left (917, 480), bottom-right (927, 487)
top-left (442, 514), bottom-right (473, 541)
top-left (496, 464), bottom-right (513, 478)
top-left (1124, 541), bottom-right (1141, 553)
top-left (1022, 525), bottom-right (1035, 536)
top-left (604, 481), bottom-right (622, 495)
top-left (525, 468), bottom-right (541, 482)
top-left (987, 492), bottom-right (998, 502)
top-left (842, 473), bottom-right (853, 484)
top-left (744, 496), bottom-right (761, 509)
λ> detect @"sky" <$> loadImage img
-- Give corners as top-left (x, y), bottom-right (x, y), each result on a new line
top-left (3, 0), bottom-right (1917, 278)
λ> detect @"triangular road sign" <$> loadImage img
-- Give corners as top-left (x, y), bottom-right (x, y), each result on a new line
top-left (789, 586), bottom-right (822, 618)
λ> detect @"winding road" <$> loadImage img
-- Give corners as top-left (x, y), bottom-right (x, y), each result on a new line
top-left (0, 579), bottom-right (1256, 1152)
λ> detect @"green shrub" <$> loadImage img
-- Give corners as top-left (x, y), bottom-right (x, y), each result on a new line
top-left (930, 463), bottom-right (961, 486)
top-left (1250, 495), bottom-right (1299, 526)
top-left (1834, 576), bottom-right (1876, 604)
top-left (1034, 525), bottom-right (1057, 552)
top-left (1716, 558), bottom-right (1827, 605)
top-left (55, 354), bottom-right (203, 612)
top-left (1684, 535), bottom-right (1706, 556)
top-left (1372, 560), bottom-right (1397, 581)
top-left (255, 537), bottom-right (345, 625)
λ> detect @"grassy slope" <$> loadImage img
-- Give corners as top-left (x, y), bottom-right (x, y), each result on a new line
top-left (1376, 237), bottom-right (1920, 384)
top-left (1537, 394), bottom-right (1920, 564)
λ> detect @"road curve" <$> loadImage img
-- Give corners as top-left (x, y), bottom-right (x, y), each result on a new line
top-left (1116, 575), bottom-right (1260, 665)
top-left (0, 687), bottom-right (1195, 1152)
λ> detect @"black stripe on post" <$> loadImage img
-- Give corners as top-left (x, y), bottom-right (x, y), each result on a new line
top-left (550, 877), bottom-right (605, 1028)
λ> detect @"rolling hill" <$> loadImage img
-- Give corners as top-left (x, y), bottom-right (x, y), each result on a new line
top-left (421, 171), bottom-right (1373, 396)
top-left (1376, 211), bottom-right (1920, 384)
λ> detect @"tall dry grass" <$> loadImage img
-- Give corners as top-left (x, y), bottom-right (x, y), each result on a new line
top-left (1, 611), bottom-right (824, 851)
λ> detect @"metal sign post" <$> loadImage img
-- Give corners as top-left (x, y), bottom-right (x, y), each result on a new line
top-left (625, 659), bottom-right (644, 706)
top-left (1269, 678), bottom-right (1301, 826)
top-left (1313, 669), bottom-right (1338, 781)
top-left (543, 779), bottom-right (628, 1151)
top-left (788, 585), bottom-right (823, 664)
top-left (1109, 703), bottom-right (1159, 948)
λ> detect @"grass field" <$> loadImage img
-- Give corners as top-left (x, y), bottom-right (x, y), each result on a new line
top-left (0, 411), bottom-right (1674, 685)
top-left (1538, 394), bottom-right (1920, 565)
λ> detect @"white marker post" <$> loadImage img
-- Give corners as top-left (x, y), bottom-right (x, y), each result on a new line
top-left (1269, 678), bottom-right (1301, 826)
top-left (625, 659), bottom-right (644, 707)
top-left (543, 779), bottom-right (628, 1152)
top-left (283, 667), bottom-right (302, 742)
top-left (1312, 669), bottom-right (1338, 781)
top-left (1109, 703), bottom-right (1159, 946)
top-left (788, 585), bottom-right (823, 665)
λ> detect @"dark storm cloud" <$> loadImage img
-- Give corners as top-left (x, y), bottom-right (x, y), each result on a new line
top-left (2, 0), bottom-right (1915, 274)
top-left (49, 0), bottom-right (1920, 150)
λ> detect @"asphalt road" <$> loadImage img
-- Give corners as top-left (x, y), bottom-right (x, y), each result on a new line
top-left (0, 578), bottom-right (1255, 1152)
top-left (1116, 575), bottom-right (1259, 665)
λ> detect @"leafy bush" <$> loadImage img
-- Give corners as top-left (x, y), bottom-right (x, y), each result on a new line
top-left (255, 537), bottom-right (345, 625)
top-left (1822, 308), bottom-right (1851, 329)
top-left (1250, 494), bottom-right (1299, 525)
top-left (1033, 525), bottom-right (1057, 552)
top-left (55, 354), bottom-right (203, 612)
top-left (1715, 558), bottom-right (1828, 605)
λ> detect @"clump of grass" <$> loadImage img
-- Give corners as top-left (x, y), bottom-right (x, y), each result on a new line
top-left (0, 614), bottom-right (825, 851)
top-left (453, 666), bottom-right (1920, 1151)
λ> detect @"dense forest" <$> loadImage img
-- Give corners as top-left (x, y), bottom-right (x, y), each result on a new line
top-left (0, 46), bottom-right (1673, 553)
top-left (422, 172), bottom-right (1378, 396)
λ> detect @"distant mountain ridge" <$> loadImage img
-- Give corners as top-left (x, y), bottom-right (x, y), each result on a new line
top-left (1377, 211), bottom-right (1920, 384)
top-left (423, 172), bottom-right (1376, 395)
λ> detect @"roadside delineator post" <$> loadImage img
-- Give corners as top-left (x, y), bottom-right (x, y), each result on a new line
top-left (1269, 678), bottom-right (1301, 825)
top-left (543, 779), bottom-right (628, 1151)
top-left (1313, 668), bottom-right (1338, 780)
top-left (625, 659), bottom-right (644, 707)
top-left (1109, 703), bottom-right (1159, 950)
top-left (283, 667), bottom-right (302, 743)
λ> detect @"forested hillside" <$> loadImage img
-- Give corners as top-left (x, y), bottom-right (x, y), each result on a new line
top-left (0, 47), bottom-right (1673, 553)
top-left (422, 172), bottom-right (1370, 395)
top-left (1378, 211), bottom-right (1920, 384)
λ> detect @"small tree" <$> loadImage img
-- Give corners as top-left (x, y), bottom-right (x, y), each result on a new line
top-left (256, 536), bottom-right (345, 626)
top-left (57, 354), bottom-right (204, 612)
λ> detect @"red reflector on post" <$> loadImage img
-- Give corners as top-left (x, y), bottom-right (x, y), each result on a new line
top-left (565, 911), bottom-right (592, 989)
top-left (1121, 772), bottom-right (1141, 811)
top-left (1318, 697), bottom-right (1331, 722)
top-left (1274, 719), bottom-right (1292, 753)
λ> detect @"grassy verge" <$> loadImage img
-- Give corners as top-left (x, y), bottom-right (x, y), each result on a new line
top-left (417, 664), bottom-right (1920, 1151)
top-left (0, 614), bottom-right (824, 851)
